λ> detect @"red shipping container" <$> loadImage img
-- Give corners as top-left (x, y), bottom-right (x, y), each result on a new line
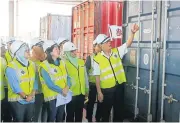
top-left (72, 1), bottom-right (123, 60)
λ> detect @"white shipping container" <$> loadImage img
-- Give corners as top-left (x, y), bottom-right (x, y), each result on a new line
top-left (40, 13), bottom-right (72, 41)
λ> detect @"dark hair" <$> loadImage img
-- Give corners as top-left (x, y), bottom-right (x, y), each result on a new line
top-left (45, 45), bottom-right (60, 65)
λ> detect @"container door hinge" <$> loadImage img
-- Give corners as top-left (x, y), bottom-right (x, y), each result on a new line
top-left (135, 107), bottom-right (139, 116)
top-left (156, 41), bottom-right (162, 49)
top-left (123, 23), bottom-right (128, 27)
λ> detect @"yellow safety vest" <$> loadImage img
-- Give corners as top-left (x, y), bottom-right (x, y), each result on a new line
top-left (4, 50), bottom-right (13, 87)
top-left (0, 57), bottom-right (6, 100)
top-left (94, 48), bottom-right (126, 89)
top-left (88, 54), bottom-right (96, 83)
top-left (7, 59), bottom-right (36, 102)
top-left (31, 60), bottom-right (42, 93)
top-left (39, 60), bottom-right (67, 102)
top-left (5, 50), bottom-right (13, 63)
top-left (65, 59), bottom-right (86, 96)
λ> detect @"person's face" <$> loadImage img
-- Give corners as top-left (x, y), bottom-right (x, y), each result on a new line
top-left (24, 45), bottom-right (30, 59)
top-left (51, 46), bottom-right (60, 59)
top-left (24, 47), bottom-right (30, 59)
top-left (70, 50), bottom-right (77, 58)
top-left (7, 42), bottom-right (12, 50)
top-left (101, 40), bottom-right (112, 51)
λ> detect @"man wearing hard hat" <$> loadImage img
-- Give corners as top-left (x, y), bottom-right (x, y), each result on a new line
top-left (63, 41), bottom-right (89, 122)
top-left (93, 24), bottom-right (139, 122)
top-left (5, 40), bottom-right (38, 122)
top-left (85, 39), bottom-right (102, 122)
top-left (29, 38), bottom-right (46, 122)
top-left (55, 37), bottom-right (69, 60)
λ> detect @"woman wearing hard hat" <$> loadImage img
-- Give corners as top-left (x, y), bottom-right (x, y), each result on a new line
top-left (93, 24), bottom-right (139, 122)
top-left (0, 42), bottom-right (6, 121)
top-left (5, 40), bottom-right (38, 122)
top-left (63, 41), bottom-right (89, 122)
top-left (29, 38), bottom-right (46, 122)
top-left (55, 37), bottom-right (69, 60)
top-left (85, 39), bottom-right (102, 122)
top-left (38, 40), bottom-right (71, 122)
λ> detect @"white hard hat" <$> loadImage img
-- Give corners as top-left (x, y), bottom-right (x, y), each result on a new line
top-left (55, 37), bottom-right (69, 45)
top-left (30, 37), bottom-right (44, 48)
top-left (0, 41), bottom-right (5, 48)
top-left (93, 39), bottom-right (97, 45)
top-left (63, 42), bottom-right (77, 52)
top-left (10, 40), bottom-right (27, 55)
top-left (43, 40), bottom-right (57, 52)
top-left (95, 34), bottom-right (111, 44)
top-left (7, 37), bottom-right (16, 44)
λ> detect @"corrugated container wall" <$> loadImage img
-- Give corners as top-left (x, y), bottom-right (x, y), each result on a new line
top-left (40, 14), bottom-right (72, 41)
top-left (123, 1), bottom-right (180, 122)
top-left (72, 1), bottom-right (123, 59)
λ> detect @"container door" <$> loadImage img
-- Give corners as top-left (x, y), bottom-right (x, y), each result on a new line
top-left (158, 1), bottom-right (180, 122)
top-left (50, 15), bottom-right (72, 41)
top-left (123, 1), bottom-right (160, 121)
top-left (39, 16), bottom-right (48, 40)
top-left (49, 15), bottom-right (58, 40)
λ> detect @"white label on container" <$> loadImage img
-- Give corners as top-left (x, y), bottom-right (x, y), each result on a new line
top-left (143, 28), bottom-right (151, 34)
top-left (143, 54), bottom-right (149, 65)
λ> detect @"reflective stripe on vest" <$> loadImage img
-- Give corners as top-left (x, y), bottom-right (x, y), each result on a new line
top-left (94, 48), bottom-right (126, 89)
top-left (39, 60), bottom-right (67, 102)
top-left (101, 69), bottom-right (124, 81)
top-left (101, 62), bottom-right (122, 73)
top-left (41, 76), bottom-right (66, 85)
top-left (8, 97), bottom-right (23, 102)
top-left (44, 96), bottom-right (57, 102)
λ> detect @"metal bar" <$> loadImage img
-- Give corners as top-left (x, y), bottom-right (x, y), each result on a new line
top-left (81, 4), bottom-right (85, 59)
top-left (160, 1), bottom-right (169, 121)
top-left (147, 1), bottom-right (155, 121)
top-left (86, 2), bottom-right (89, 55)
top-left (134, 0), bottom-right (141, 119)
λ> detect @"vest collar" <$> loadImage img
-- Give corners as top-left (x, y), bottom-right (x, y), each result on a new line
top-left (101, 50), bottom-right (113, 59)
top-left (15, 58), bottom-right (30, 67)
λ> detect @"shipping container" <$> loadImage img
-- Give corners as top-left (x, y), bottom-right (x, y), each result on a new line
top-left (40, 14), bottom-right (72, 41)
top-left (72, 1), bottom-right (123, 59)
top-left (122, 1), bottom-right (180, 122)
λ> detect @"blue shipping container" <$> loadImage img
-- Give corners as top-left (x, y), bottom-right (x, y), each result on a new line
top-left (122, 1), bottom-right (180, 122)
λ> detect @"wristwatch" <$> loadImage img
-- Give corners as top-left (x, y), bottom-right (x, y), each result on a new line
top-left (23, 95), bottom-right (28, 99)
